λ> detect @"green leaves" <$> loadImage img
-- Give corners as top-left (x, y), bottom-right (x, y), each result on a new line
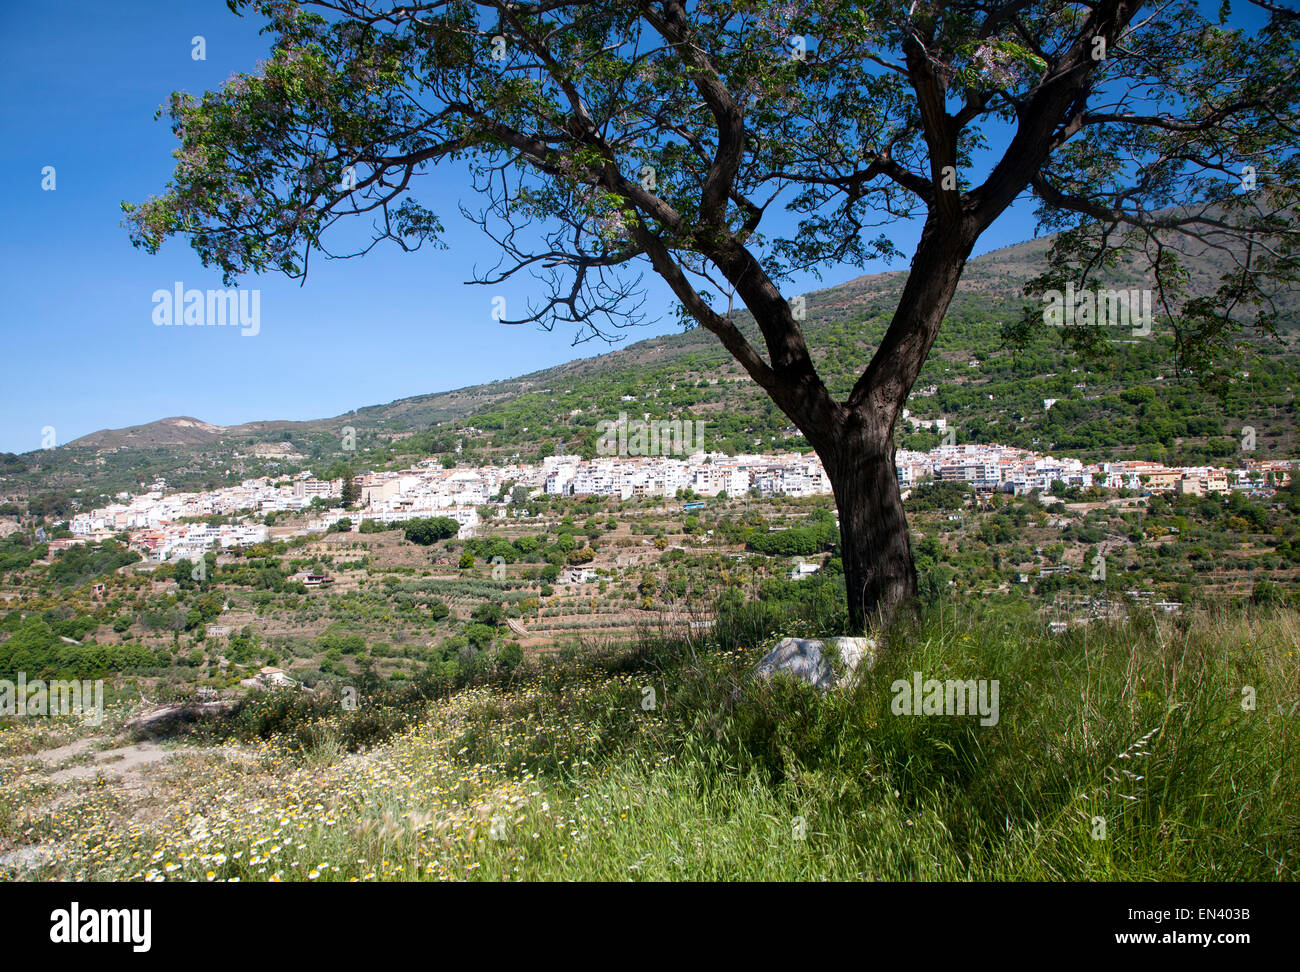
top-left (127, 1), bottom-right (1300, 398)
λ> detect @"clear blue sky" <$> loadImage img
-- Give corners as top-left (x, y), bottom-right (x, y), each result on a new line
top-left (0, 0), bottom-right (1047, 456)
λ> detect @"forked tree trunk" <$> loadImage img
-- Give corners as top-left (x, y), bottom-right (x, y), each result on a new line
top-left (716, 215), bottom-right (973, 635)
top-left (809, 218), bottom-right (975, 634)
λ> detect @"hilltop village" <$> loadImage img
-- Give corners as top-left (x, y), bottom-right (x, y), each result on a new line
top-left (62, 443), bottom-right (1293, 561)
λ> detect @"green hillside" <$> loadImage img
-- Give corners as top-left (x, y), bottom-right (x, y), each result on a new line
top-left (4, 228), bottom-right (1297, 513)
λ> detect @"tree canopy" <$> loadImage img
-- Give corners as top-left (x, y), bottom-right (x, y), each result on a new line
top-left (403, 515), bottom-right (462, 544)
top-left (126, 1), bottom-right (1298, 359)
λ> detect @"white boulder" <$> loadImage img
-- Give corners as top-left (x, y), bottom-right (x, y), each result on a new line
top-left (753, 635), bottom-right (875, 691)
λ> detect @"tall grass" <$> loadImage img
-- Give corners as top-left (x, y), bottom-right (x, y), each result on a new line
top-left (22, 602), bottom-right (1298, 881)
top-left (356, 601), bottom-right (1297, 880)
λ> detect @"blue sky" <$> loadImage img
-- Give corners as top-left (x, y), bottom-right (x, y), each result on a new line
top-left (0, 0), bottom-right (1048, 456)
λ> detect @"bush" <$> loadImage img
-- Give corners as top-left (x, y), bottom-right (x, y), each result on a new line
top-left (404, 517), bottom-right (461, 545)
top-left (496, 641), bottom-right (524, 672)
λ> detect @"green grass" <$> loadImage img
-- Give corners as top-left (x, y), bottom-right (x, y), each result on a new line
top-left (7, 603), bottom-right (1297, 881)
top-left (436, 604), bottom-right (1299, 880)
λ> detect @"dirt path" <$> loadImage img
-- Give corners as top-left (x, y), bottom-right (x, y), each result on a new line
top-left (0, 731), bottom-right (261, 877)
top-left (46, 741), bottom-right (178, 783)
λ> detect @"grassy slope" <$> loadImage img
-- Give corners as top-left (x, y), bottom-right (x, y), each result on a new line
top-left (5, 603), bottom-right (1296, 881)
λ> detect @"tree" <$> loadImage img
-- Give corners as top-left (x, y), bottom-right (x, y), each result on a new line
top-left (471, 601), bottom-right (504, 625)
top-left (403, 516), bottom-right (461, 545)
top-left (319, 460), bottom-right (360, 507)
top-left (126, 0), bottom-right (1300, 632)
top-left (465, 621), bottom-right (497, 651)
top-left (496, 640), bottom-right (524, 672)
top-left (172, 557), bottom-right (197, 590)
top-left (341, 475), bottom-right (361, 509)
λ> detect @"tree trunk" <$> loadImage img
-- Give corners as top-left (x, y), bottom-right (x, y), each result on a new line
top-left (708, 214), bottom-right (972, 635)
top-left (822, 217), bottom-right (976, 634)
top-left (821, 420), bottom-right (917, 634)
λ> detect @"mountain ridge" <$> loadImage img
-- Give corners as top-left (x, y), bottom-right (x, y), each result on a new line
top-left (6, 222), bottom-right (1295, 505)
top-left (58, 230), bottom-right (1065, 452)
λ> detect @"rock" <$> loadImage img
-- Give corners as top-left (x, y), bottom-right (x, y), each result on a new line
top-left (753, 635), bottom-right (876, 691)
top-left (755, 637), bottom-right (835, 689)
top-left (830, 636), bottom-right (873, 680)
